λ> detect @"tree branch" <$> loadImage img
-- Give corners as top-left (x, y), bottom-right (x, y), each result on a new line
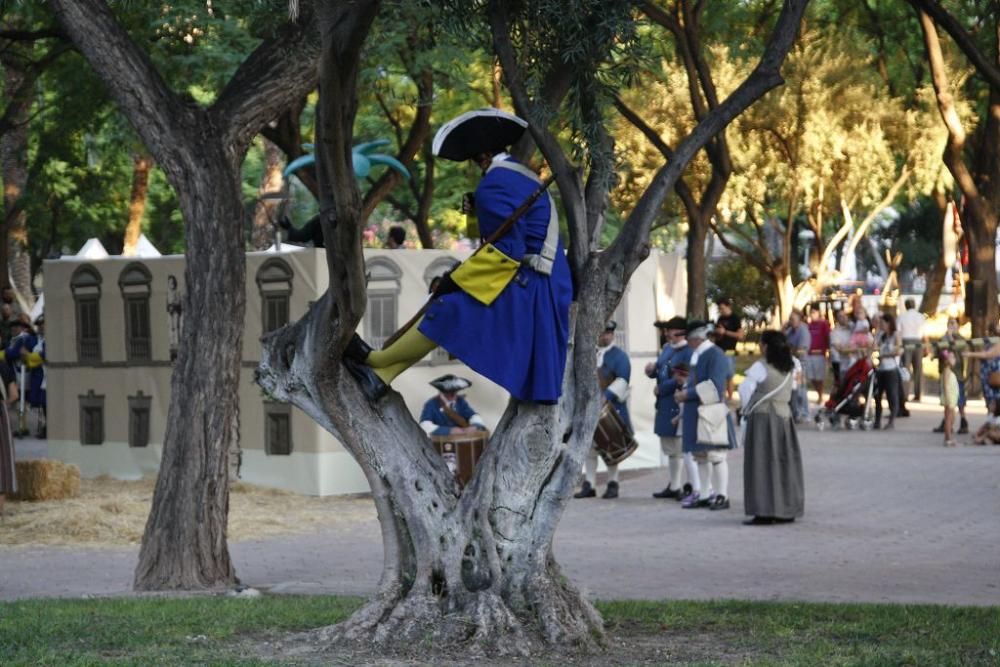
top-left (907, 0), bottom-right (1000, 90)
top-left (488, 0), bottom-right (587, 273)
top-left (212, 12), bottom-right (320, 154)
top-left (841, 165), bottom-right (911, 261)
top-left (46, 0), bottom-right (187, 162)
top-left (606, 0), bottom-right (808, 275)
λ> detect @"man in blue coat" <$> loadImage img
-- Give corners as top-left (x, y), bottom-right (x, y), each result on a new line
top-left (418, 374), bottom-right (488, 437)
top-left (646, 316), bottom-right (691, 500)
top-left (676, 320), bottom-right (736, 511)
top-left (576, 321), bottom-right (632, 499)
top-left (344, 110), bottom-right (573, 405)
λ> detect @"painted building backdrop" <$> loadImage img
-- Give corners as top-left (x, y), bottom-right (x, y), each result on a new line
top-left (44, 247), bottom-right (686, 495)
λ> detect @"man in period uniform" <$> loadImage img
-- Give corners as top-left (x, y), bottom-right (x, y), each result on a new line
top-left (419, 374), bottom-right (488, 436)
top-left (646, 316), bottom-right (691, 499)
top-left (575, 321), bottom-right (632, 499)
top-left (676, 320), bottom-right (736, 510)
top-left (344, 109), bottom-right (573, 405)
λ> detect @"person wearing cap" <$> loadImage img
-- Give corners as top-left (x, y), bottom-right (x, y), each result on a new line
top-left (645, 316), bottom-right (692, 500)
top-left (575, 321), bottom-right (632, 499)
top-left (419, 374), bottom-right (488, 436)
top-left (344, 109), bottom-right (572, 405)
top-left (676, 320), bottom-right (736, 510)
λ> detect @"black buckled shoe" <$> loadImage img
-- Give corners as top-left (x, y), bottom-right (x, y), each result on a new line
top-left (602, 481), bottom-right (619, 499)
top-left (342, 356), bottom-right (388, 401)
top-left (344, 333), bottom-right (374, 362)
top-left (676, 482), bottom-right (693, 502)
top-left (652, 485), bottom-right (681, 499)
top-left (959, 418), bottom-right (969, 434)
top-left (709, 495), bottom-right (730, 510)
top-left (574, 481), bottom-right (596, 499)
top-left (742, 516), bottom-right (775, 526)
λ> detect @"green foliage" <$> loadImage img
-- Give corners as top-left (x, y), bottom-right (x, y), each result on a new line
top-left (707, 256), bottom-right (777, 320)
top-left (874, 196), bottom-right (945, 274)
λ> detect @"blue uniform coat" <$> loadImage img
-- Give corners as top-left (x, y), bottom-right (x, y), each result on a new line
top-left (419, 158), bottom-right (573, 403)
top-left (419, 396), bottom-right (482, 436)
top-left (652, 343), bottom-right (691, 437)
top-left (680, 343), bottom-right (737, 453)
top-left (600, 345), bottom-right (632, 433)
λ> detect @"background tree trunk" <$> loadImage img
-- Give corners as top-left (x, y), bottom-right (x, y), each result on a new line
top-left (122, 153), bottom-right (153, 256)
top-left (134, 148), bottom-right (246, 589)
top-left (686, 218), bottom-right (709, 318)
top-left (251, 138), bottom-right (284, 250)
top-left (48, 0), bottom-right (319, 591)
top-left (1, 60), bottom-right (34, 306)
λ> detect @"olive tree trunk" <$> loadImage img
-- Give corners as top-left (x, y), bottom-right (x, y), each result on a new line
top-left (257, 0), bottom-right (807, 653)
top-left (48, 0), bottom-right (319, 590)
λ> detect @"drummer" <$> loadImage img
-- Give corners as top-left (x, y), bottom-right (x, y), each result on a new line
top-left (419, 374), bottom-right (488, 436)
top-left (576, 321), bottom-right (632, 499)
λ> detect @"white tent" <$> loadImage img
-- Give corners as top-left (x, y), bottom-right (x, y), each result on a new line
top-left (75, 238), bottom-right (110, 259)
top-left (130, 234), bottom-right (162, 258)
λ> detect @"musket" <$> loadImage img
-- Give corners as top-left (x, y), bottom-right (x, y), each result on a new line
top-left (379, 172), bottom-right (556, 350)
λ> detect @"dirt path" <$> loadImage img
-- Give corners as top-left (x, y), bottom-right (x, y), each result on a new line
top-left (3, 399), bottom-right (999, 605)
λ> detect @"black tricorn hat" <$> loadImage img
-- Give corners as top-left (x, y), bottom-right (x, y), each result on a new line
top-left (686, 319), bottom-right (711, 335)
top-left (655, 316), bottom-right (687, 330)
top-left (430, 374), bottom-right (472, 393)
top-left (431, 108), bottom-right (528, 162)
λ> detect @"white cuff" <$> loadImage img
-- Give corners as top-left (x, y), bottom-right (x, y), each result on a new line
top-left (470, 414), bottom-right (487, 429)
top-left (420, 421), bottom-right (438, 436)
top-left (607, 377), bottom-right (629, 402)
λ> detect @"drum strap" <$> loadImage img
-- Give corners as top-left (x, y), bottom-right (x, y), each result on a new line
top-left (439, 398), bottom-right (470, 428)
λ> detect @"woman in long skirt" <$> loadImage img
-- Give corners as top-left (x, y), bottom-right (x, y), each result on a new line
top-left (739, 330), bottom-right (804, 525)
top-left (0, 360), bottom-right (19, 516)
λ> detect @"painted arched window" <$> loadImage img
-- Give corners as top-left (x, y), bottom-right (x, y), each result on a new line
top-left (71, 264), bottom-right (103, 363)
top-left (119, 263), bottom-right (153, 361)
top-left (365, 257), bottom-right (402, 347)
top-left (423, 257), bottom-right (461, 290)
top-left (256, 258), bottom-right (294, 334)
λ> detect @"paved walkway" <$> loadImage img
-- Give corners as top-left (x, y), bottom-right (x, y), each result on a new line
top-left (3, 398), bottom-right (999, 605)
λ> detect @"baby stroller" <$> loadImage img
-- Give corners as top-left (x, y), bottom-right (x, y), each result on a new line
top-left (816, 357), bottom-right (876, 430)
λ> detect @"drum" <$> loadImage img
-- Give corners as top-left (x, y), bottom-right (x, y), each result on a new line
top-left (432, 431), bottom-right (488, 486)
top-left (593, 403), bottom-right (637, 466)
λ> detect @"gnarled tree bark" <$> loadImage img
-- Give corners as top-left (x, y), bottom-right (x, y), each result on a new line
top-left (917, 8), bottom-right (1000, 336)
top-left (48, 0), bottom-right (320, 590)
top-left (258, 0), bottom-right (807, 654)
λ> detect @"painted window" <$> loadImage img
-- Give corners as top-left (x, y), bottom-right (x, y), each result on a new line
top-left (71, 265), bottom-right (102, 363)
top-left (365, 257), bottom-right (402, 348)
top-left (264, 402), bottom-right (292, 456)
top-left (128, 391), bottom-right (151, 448)
top-left (256, 258), bottom-right (294, 334)
top-left (79, 390), bottom-right (105, 445)
top-left (119, 263), bottom-right (153, 361)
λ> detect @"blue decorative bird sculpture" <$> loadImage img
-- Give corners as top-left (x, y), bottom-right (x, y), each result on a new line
top-left (283, 140), bottom-right (411, 182)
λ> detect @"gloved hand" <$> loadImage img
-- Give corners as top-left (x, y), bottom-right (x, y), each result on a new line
top-left (433, 270), bottom-right (461, 297)
top-left (278, 216), bottom-right (293, 230)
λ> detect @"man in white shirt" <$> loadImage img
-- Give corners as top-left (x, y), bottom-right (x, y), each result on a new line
top-left (897, 298), bottom-right (927, 415)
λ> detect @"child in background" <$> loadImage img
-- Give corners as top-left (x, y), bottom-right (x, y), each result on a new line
top-left (940, 349), bottom-right (959, 447)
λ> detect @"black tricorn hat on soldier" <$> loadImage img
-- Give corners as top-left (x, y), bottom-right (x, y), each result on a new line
top-left (430, 374), bottom-right (473, 393)
top-left (686, 320), bottom-right (713, 338)
top-left (655, 316), bottom-right (687, 331)
top-left (431, 108), bottom-right (529, 162)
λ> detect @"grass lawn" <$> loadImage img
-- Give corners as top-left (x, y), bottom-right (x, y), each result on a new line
top-left (1, 595), bottom-right (997, 665)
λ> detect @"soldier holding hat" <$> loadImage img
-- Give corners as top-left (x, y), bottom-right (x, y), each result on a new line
top-left (419, 374), bottom-right (488, 436)
top-left (575, 321), bottom-right (632, 499)
top-left (646, 316), bottom-right (692, 499)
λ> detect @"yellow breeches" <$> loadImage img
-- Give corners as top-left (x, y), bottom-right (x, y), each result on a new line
top-left (366, 318), bottom-right (437, 385)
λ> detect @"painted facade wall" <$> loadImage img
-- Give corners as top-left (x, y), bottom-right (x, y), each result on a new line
top-left (44, 248), bottom-right (686, 495)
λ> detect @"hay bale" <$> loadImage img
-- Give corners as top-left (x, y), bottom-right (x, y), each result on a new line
top-left (14, 459), bottom-right (81, 501)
